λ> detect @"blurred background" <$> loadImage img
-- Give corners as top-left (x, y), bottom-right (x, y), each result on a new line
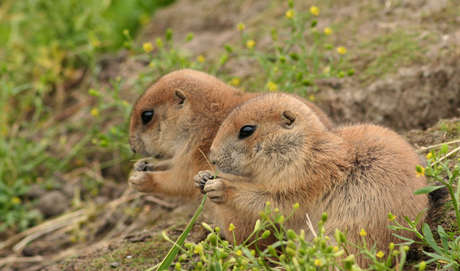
top-left (1, 0), bottom-right (459, 269)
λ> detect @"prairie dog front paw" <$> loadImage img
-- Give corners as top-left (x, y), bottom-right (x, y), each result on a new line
top-left (194, 171), bottom-right (227, 203)
top-left (134, 158), bottom-right (155, 172)
top-left (128, 172), bottom-right (156, 193)
top-left (203, 179), bottom-right (227, 203)
top-left (194, 170), bottom-right (215, 194)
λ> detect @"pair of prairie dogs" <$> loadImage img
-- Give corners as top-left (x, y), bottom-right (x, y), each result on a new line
top-left (129, 69), bottom-right (428, 266)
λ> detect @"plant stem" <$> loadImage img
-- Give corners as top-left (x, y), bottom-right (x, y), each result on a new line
top-left (446, 184), bottom-right (460, 231)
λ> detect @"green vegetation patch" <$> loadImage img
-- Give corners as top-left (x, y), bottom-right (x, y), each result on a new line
top-left (356, 31), bottom-right (427, 82)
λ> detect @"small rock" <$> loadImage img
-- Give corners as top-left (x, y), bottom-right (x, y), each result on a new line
top-left (22, 247), bottom-right (34, 257)
top-left (110, 262), bottom-right (119, 268)
top-left (37, 191), bottom-right (69, 218)
top-left (25, 184), bottom-right (46, 200)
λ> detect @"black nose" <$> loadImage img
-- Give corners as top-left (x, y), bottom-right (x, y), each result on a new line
top-left (131, 148), bottom-right (137, 153)
top-left (210, 159), bottom-right (216, 165)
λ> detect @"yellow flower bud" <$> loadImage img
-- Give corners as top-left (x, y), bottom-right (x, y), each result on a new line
top-left (324, 27), bottom-right (333, 35)
top-left (286, 9), bottom-right (295, 19)
top-left (197, 55), bottom-right (205, 63)
top-left (337, 46), bottom-right (347, 55)
top-left (142, 42), bottom-right (154, 53)
top-left (310, 6), bottom-right (320, 16)
top-left (246, 40), bottom-right (255, 49)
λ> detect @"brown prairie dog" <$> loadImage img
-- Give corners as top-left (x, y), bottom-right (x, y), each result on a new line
top-left (194, 92), bottom-right (428, 266)
top-left (128, 69), bottom-right (333, 199)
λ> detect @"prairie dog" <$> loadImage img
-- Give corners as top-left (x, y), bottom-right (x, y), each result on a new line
top-left (128, 69), bottom-right (332, 199)
top-left (194, 93), bottom-right (428, 266)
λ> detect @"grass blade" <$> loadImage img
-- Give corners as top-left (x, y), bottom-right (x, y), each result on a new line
top-left (148, 194), bottom-right (207, 271)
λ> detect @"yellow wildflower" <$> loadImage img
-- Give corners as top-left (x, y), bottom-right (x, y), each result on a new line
top-left (359, 229), bottom-right (367, 237)
top-left (143, 42), bottom-right (154, 53)
top-left (310, 6), bottom-right (320, 16)
top-left (246, 40), bottom-right (255, 49)
top-left (314, 259), bottom-right (323, 266)
top-left (197, 55), bottom-right (205, 63)
top-left (286, 9), bottom-right (295, 19)
top-left (416, 165), bottom-right (425, 177)
top-left (337, 46), bottom-right (347, 55)
top-left (237, 23), bottom-right (246, 31)
top-left (116, 76), bottom-right (122, 81)
top-left (426, 152), bottom-right (433, 159)
top-left (333, 246), bottom-right (339, 252)
top-left (376, 251), bottom-right (384, 258)
top-left (11, 197), bottom-right (21, 204)
top-left (123, 29), bottom-right (129, 35)
top-left (324, 27), bottom-right (333, 35)
top-left (149, 62), bottom-right (155, 67)
top-left (266, 81), bottom-right (278, 92)
top-left (194, 244), bottom-right (203, 254)
top-left (388, 213), bottom-right (397, 221)
top-left (91, 107), bottom-right (99, 117)
top-left (236, 250), bottom-right (242, 256)
top-left (323, 66), bottom-right (331, 75)
top-left (229, 223), bottom-right (235, 231)
top-left (231, 78), bottom-right (240, 86)
top-left (273, 67), bottom-right (279, 72)
top-left (309, 95), bottom-right (315, 101)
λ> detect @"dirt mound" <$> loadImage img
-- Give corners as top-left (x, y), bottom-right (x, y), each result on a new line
top-left (317, 62), bottom-right (460, 132)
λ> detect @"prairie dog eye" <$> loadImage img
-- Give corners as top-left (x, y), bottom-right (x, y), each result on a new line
top-left (141, 110), bottom-right (154, 125)
top-left (239, 125), bottom-right (256, 139)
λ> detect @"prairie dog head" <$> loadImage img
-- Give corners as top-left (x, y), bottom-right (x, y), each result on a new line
top-left (209, 93), bottom-right (328, 178)
top-left (130, 69), bottom-right (226, 158)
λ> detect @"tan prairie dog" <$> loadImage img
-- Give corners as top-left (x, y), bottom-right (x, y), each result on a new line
top-left (128, 69), bottom-right (332, 199)
top-left (194, 92), bottom-right (428, 266)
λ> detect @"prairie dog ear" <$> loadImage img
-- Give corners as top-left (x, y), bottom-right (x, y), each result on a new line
top-left (173, 90), bottom-right (188, 106)
top-left (281, 110), bottom-right (296, 129)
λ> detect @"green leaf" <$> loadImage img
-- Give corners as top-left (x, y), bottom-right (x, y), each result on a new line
top-left (392, 233), bottom-right (416, 244)
top-left (211, 261), bottom-right (222, 271)
top-left (414, 186), bottom-right (444, 195)
top-left (437, 226), bottom-right (450, 255)
top-left (423, 251), bottom-right (453, 262)
top-left (422, 223), bottom-right (443, 255)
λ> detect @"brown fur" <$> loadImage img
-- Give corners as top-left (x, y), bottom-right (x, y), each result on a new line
top-left (128, 69), bottom-right (333, 199)
top-left (194, 93), bottom-right (428, 267)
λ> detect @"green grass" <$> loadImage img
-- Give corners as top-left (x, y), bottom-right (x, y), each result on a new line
top-left (356, 31), bottom-right (427, 82)
top-left (0, 0), bottom-right (175, 232)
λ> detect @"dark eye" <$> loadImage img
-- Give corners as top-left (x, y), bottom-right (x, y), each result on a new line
top-left (239, 125), bottom-right (256, 139)
top-left (141, 110), bottom-right (154, 125)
